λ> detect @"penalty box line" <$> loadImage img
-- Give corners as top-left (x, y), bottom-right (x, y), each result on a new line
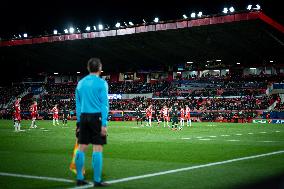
top-left (69, 150), bottom-right (284, 189)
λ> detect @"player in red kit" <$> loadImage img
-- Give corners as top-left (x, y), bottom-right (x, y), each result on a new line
top-left (30, 101), bottom-right (38, 128)
top-left (14, 97), bottom-right (22, 132)
top-left (161, 105), bottom-right (169, 127)
top-left (51, 104), bottom-right (59, 126)
top-left (185, 105), bottom-right (191, 127)
top-left (145, 105), bottom-right (153, 127)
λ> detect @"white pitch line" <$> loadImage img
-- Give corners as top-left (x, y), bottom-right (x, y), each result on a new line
top-left (275, 131), bottom-right (280, 133)
top-left (259, 141), bottom-right (275, 143)
top-left (209, 136), bottom-right (216, 138)
top-left (2, 151), bottom-right (284, 189)
top-left (260, 132), bottom-right (267, 134)
top-left (235, 134), bottom-right (242, 136)
top-left (69, 150), bottom-right (284, 189)
top-left (220, 135), bottom-right (230, 137)
top-left (0, 172), bottom-right (74, 183)
top-left (199, 138), bottom-right (211, 141)
top-left (248, 133), bottom-right (254, 135)
top-left (196, 136), bottom-right (203, 139)
top-left (227, 139), bottom-right (240, 142)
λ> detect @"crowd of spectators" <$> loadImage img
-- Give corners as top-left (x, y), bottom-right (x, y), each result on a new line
top-left (109, 81), bottom-right (171, 94)
top-left (0, 85), bottom-right (26, 108)
top-left (0, 73), bottom-right (283, 121)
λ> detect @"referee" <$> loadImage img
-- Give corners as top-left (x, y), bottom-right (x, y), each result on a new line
top-left (75, 58), bottom-right (109, 187)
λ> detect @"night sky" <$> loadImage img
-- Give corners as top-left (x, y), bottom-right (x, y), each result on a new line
top-left (0, 0), bottom-right (283, 39)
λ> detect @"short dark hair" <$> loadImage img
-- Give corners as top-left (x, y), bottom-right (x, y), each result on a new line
top-left (87, 58), bottom-right (102, 73)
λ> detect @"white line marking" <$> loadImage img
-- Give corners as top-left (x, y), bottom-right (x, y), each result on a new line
top-left (196, 136), bottom-right (203, 139)
top-left (248, 133), bottom-right (254, 135)
top-left (227, 139), bottom-right (240, 142)
top-left (68, 150), bottom-right (284, 189)
top-left (221, 135), bottom-right (230, 137)
top-left (276, 131), bottom-right (280, 133)
top-left (209, 136), bottom-right (216, 138)
top-left (0, 172), bottom-right (74, 183)
top-left (2, 151), bottom-right (283, 189)
top-left (260, 132), bottom-right (267, 134)
top-left (235, 134), bottom-right (242, 136)
top-left (207, 124), bottom-right (216, 126)
top-left (259, 141), bottom-right (275, 143)
top-left (70, 183), bottom-right (93, 189)
top-left (199, 138), bottom-right (211, 141)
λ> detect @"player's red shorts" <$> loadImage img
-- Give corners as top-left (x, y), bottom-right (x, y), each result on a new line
top-left (53, 114), bottom-right (59, 119)
top-left (15, 114), bottom-right (21, 121)
top-left (146, 115), bottom-right (152, 119)
top-left (163, 116), bottom-right (169, 121)
top-left (186, 114), bottom-right (190, 119)
top-left (31, 112), bottom-right (37, 119)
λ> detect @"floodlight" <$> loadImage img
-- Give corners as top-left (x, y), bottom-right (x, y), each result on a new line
top-left (98, 24), bottom-right (103, 30)
top-left (69, 27), bottom-right (74, 33)
top-left (154, 17), bottom-right (159, 23)
top-left (115, 23), bottom-right (121, 28)
top-left (223, 8), bottom-right (228, 14)
top-left (197, 12), bottom-right (202, 17)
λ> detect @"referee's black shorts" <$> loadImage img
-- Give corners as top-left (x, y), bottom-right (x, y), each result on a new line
top-left (78, 113), bottom-right (107, 145)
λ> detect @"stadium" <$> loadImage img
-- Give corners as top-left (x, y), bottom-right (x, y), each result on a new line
top-left (0, 1), bottom-right (284, 189)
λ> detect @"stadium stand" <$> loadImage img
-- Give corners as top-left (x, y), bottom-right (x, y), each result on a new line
top-left (0, 71), bottom-right (282, 122)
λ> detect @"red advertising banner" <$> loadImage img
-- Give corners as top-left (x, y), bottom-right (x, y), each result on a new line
top-left (210, 16), bottom-right (224, 25)
top-left (64, 34), bottom-right (82, 40)
top-left (117, 28), bottom-right (135, 36)
top-left (99, 30), bottom-right (116, 37)
top-left (223, 15), bottom-right (235, 23)
top-left (248, 12), bottom-right (260, 20)
top-left (52, 35), bottom-right (65, 42)
top-left (32, 37), bottom-right (49, 44)
top-left (234, 13), bottom-right (248, 21)
top-left (177, 21), bottom-right (187, 28)
top-left (156, 23), bottom-right (167, 31)
top-left (146, 25), bottom-right (156, 32)
top-left (135, 26), bottom-right (147, 33)
top-left (165, 22), bottom-right (177, 30)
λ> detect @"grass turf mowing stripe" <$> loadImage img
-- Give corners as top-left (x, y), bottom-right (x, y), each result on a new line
top-left (0, 172), bottom-right (74, 183)
top-left (68, 150), bottom-right (284, 189)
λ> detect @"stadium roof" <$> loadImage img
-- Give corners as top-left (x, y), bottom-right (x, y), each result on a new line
top-left (0, 11), bottom-right (283, 84)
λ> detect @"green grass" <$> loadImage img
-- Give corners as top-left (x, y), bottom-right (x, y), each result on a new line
top-left (0, 120), bottom-right (284, 189)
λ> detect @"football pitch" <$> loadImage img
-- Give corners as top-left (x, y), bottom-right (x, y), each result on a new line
top-left (0, 120), bottom-right (283, 189)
